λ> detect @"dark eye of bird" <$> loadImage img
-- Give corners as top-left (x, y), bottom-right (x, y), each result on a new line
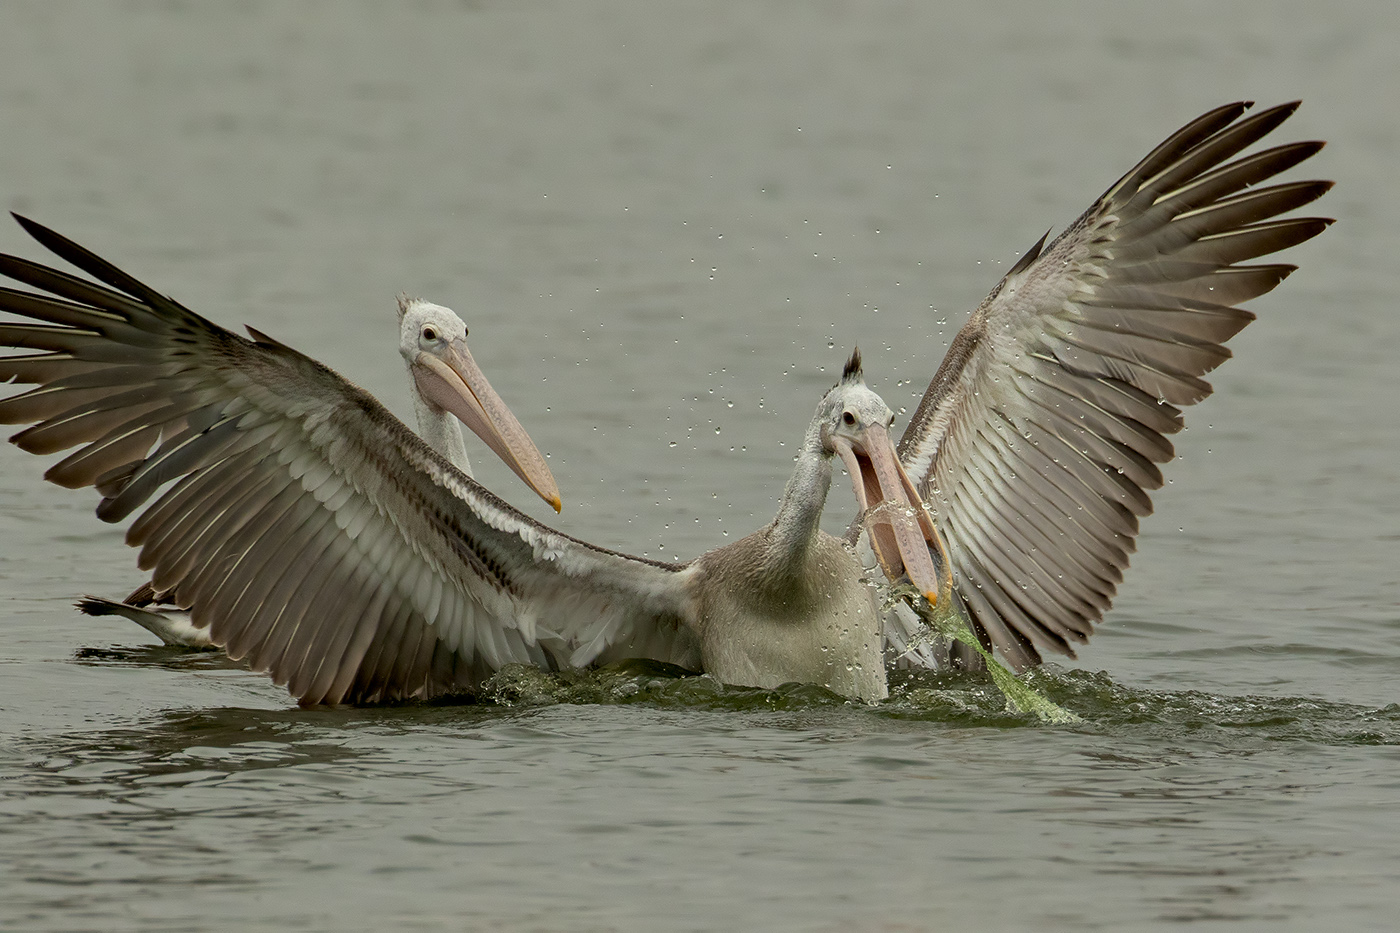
top-left (842, 411), bottom-right (856, 426)
top-left (422, 326), bottom-right (437, 341)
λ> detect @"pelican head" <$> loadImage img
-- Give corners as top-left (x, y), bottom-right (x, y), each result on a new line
top-left (820, 350), bottom-right (950, 606)
top-left (397, 297), bottom-right (561, 512)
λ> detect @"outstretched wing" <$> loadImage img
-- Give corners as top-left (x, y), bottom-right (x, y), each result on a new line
top-left (0, 215), bottom-right (699, 704)
top-left (896, 101), bottom-right (1332, 669)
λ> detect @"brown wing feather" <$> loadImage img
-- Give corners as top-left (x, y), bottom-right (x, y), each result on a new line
top-left (0, 216), bottom-right (699, 704)
top-left (896, 102), bottom-right (1332, 669)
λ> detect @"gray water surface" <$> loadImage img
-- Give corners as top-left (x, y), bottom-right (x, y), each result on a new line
top-left (2, 2), bottom-right (1398, 930)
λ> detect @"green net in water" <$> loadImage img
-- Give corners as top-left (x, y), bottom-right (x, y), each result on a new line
top-left (888, 583), bottom-right (1081, 724)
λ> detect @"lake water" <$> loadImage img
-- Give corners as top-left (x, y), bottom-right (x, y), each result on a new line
top-left (1, 2), bottom-right (1398, 930)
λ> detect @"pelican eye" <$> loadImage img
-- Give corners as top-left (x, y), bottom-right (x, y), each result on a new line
top-left (422, 326), bottom-right (438, 341)
top-left (842, 411), bottom-right (856, 426)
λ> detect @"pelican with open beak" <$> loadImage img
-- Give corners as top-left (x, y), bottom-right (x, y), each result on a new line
top-left (826, 398), bottom-right (953, 610)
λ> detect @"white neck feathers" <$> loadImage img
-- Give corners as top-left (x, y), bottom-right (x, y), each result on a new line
top-left (764, 418), bottom-right (832, 576)
top-left (411, 383), bottom-right (474, 476)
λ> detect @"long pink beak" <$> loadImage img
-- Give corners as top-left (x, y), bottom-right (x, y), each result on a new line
top-left (412, 338), bottom-right (562, 512)
top-left (831, 422), bottom-right (952, 606)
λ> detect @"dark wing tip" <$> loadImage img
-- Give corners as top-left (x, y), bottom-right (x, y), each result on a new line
top-left (11, 212), bottom-right (56, 244)
top-left (1008, 229), bottom-right (1051, 276)
top-left (75, 596), bottom-right (117, 616)
top-left (841, 347), bottom-right (863, 383)
top-left (245, 325), bottom-right (292, 350)
top-left (5, 213), bottom-right (179, 312)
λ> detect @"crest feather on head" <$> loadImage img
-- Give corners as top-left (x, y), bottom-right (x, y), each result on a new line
top-left (840, 347), bottom-right (863, 384)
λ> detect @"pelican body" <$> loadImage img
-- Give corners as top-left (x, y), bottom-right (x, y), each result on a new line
top-left (683, 356), bottom-right (945, 701)
top-left (0, 101), bottom-right (1330, 705)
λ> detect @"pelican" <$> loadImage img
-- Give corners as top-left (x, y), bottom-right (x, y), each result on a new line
top-left (0, 216), bottom-right (939, 704)
top-left (73, 296), bottom-right (563, 648)
top-left (0, 101), bottom-right (1330, 705)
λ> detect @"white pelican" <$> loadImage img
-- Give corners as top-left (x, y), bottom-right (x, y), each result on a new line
top-left (73, 296), bottom-right (563, 649)
top-left (0, 101), bottom-right (1330, 705)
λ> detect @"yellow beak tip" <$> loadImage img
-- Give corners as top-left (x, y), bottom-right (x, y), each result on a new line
top-left (923, 591), bottom-right (939, 606)
top-left (550, 496), bottom-right (563, 513)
